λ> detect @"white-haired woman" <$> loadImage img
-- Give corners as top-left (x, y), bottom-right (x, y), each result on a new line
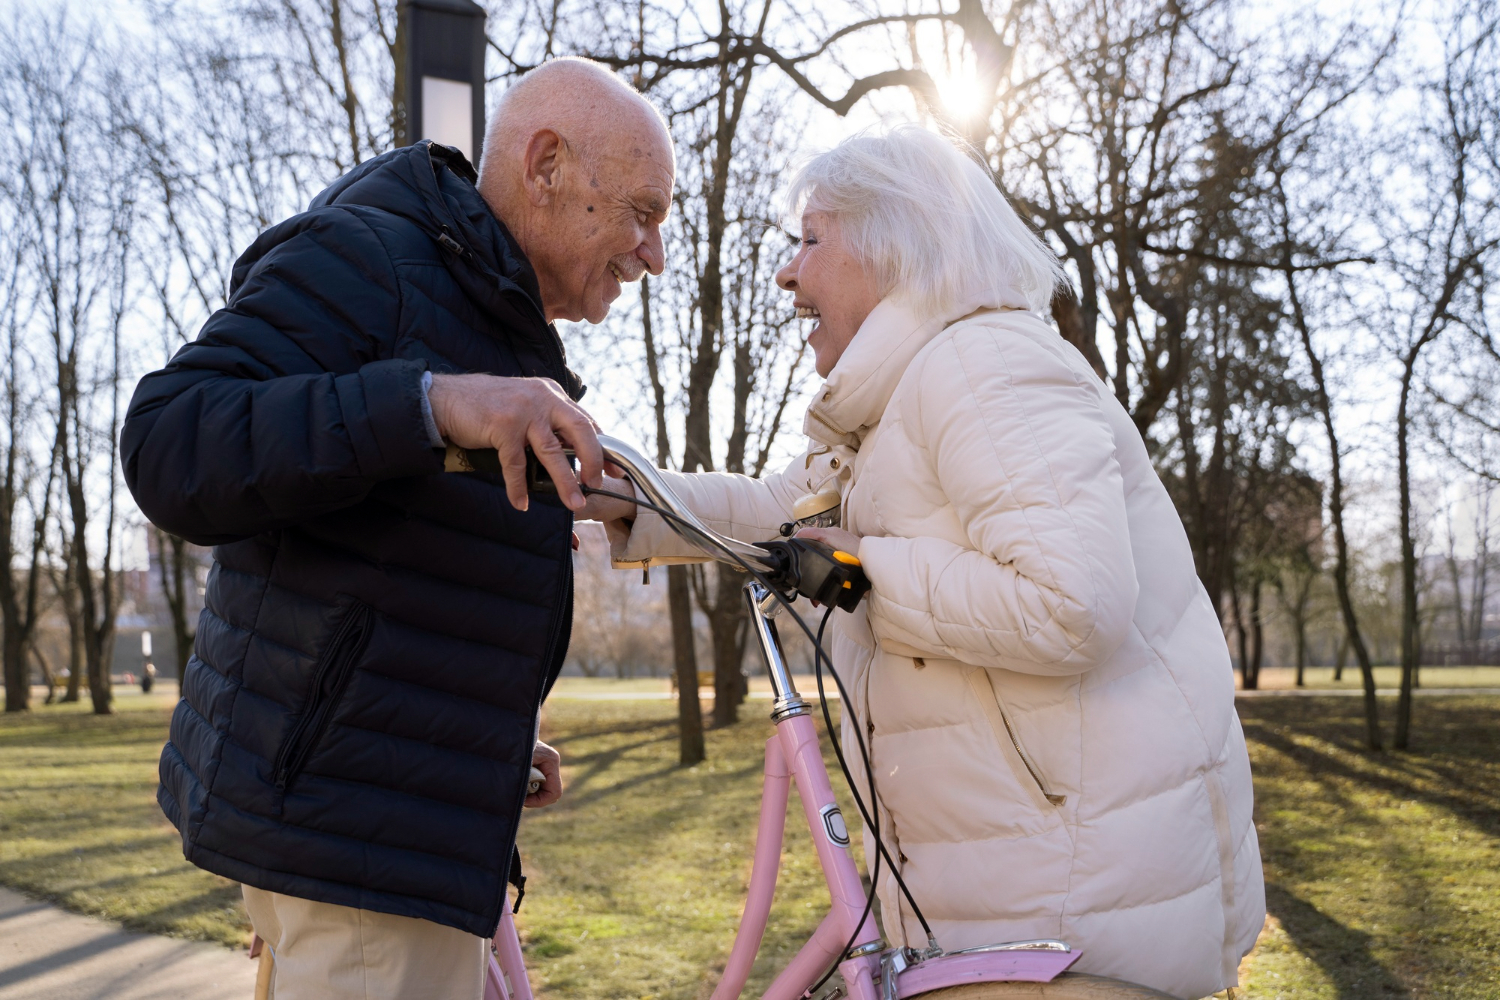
top-left (583, 125), bottom-right (1264, 1000)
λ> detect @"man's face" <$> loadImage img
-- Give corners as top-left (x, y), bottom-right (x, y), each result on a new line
top-left (533, 127), bottom-right (673, 324)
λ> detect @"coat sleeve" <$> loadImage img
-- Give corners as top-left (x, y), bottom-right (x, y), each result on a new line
top-left (607, 456), bottom-right (809, 565)
top-left (121, 210), bottom-right (443, 546)
top-left (857, 325), bottom-right (1139, 675)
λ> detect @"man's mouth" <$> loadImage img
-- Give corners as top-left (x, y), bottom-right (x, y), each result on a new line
top-left (608, 262), bottom-right (624, 282)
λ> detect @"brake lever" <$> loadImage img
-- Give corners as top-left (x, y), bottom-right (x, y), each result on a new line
top-left (754, 537), bottom-right (870, 612)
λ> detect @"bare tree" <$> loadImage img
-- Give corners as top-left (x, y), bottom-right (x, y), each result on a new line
top-left (1386, 0), bottom-right (1500, 748)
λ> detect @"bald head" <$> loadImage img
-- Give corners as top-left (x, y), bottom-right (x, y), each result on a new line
top-left (477, 60), bottom-right (675, 324)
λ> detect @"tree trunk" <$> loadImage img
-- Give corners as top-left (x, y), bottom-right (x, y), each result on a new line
top-left (154, 528), bottom-right (197, 678)
top-left (60, 562), bottom-right (83, 703)
top-left (1396, 326), bottom-right (1443, 749)
top-left (2, 627), bottom-right (27, 713)
top-left (642, 275), bottom-right (705, 765)
top-left (1247, 578), bottom-right (1264, 691)
top-left (1294, 616), bottom-right (1307, 688)
top-left (1229, 576), bottom-right (1252, 689)
top-left (668, 565), bottom-right (705, 765)
top-left (710, 566), bottom-right (746, 727)
top-left (1284, 258), bottom-right (1381, 748)
top-left (31, 641), bottom-right (56, 705)
top-left (1334, 634), bottom-right (1347, 682)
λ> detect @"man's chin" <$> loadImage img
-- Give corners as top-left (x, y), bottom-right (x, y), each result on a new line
top-left (583, 288), bottom-right (622, 324)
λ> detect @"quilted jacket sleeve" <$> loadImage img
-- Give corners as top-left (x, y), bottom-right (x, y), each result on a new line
top-left (609, 457), bottom-right (808, 565)
top-left (857, 323), bottom-right (1139, 675)
top-left (121, 209), bottom-right (442, 546)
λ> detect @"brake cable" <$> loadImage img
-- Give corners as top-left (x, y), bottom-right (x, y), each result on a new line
top-left (581, 485), bottom-right (939, 964)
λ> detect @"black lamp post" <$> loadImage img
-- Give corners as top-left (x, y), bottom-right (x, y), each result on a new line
top-left (396, 0), bottom-right (487, 164)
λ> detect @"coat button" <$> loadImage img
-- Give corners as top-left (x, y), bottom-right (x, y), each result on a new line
top-left (829, 457), bottom-right (840, 469)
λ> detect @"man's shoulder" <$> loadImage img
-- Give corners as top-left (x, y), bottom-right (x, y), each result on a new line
top-left (231, 203), bottom-right (438, 297)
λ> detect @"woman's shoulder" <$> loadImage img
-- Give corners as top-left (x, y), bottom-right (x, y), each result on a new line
top-left (900, 308), bottom-right (1096, 396)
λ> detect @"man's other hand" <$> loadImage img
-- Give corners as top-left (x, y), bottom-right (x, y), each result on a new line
top-left (526, 741), bottom-right (562, 808)
top-left (429, 374), bottom-right (604, 512)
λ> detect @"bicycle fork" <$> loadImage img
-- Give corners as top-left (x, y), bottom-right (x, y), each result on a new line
top-left (709, 582), bottom-right (883, 1000)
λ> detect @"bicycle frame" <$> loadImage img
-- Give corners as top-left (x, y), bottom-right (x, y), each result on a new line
top-left (484, 437), bottom-right (1081, 1000)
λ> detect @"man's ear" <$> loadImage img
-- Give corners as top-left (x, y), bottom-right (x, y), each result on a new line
top-left (521, 128), bottom-right (566, 206)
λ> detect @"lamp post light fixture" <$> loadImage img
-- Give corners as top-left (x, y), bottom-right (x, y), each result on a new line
top-left (396, 0), bottom-right (487, 164)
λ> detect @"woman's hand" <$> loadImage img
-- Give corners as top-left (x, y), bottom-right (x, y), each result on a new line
top-left (796, 525), bottom-right (862, 559)
top-left (525, 741), bottom-right (563, 808)
top-left (575, 475), bottom-right (636, 522)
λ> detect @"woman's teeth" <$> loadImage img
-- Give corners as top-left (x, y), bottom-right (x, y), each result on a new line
top-left (796, 307), bottom-right (820, 319)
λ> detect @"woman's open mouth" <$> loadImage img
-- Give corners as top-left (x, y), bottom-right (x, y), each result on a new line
top-left (795, 306), bottom-right (820, 319)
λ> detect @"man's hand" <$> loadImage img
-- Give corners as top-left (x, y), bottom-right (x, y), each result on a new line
top-left (525, 741), bottom-right (562, 808)
top-left (576, 475), bottom-right (636, 523)
top-left (428, 374), bottom-right (603, 512)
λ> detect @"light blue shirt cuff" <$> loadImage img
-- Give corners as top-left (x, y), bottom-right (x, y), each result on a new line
top-left (419, 371), bottom-right (444, 448)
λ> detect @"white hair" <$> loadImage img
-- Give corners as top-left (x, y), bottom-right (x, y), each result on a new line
top-left (785, 125), bottom-right (1064, 315)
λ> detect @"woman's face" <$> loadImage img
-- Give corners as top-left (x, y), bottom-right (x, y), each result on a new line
top-left (776, 210), bottom-right (885, 378)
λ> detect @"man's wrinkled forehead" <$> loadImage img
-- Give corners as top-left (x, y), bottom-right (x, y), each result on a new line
top-left (592, 116), bottom-right (674, 211)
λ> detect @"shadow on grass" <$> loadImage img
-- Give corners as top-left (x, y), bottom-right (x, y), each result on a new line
top-left (1266, 883), bottom-right (1412, 999)
top-left (1239, 699), bottom-right (1500, 836)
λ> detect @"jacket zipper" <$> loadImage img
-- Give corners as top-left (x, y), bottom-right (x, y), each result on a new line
top-left (994, 694), bottom-right (1066, 807)
top-left (273, 602), bottom-right (373, 791)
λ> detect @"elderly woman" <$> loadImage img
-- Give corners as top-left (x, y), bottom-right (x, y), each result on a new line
top-left (585, 126), bottom-right (1263, 1000)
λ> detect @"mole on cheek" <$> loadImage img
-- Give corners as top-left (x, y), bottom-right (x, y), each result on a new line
top-left (587, 205), bottom-right (594, 212)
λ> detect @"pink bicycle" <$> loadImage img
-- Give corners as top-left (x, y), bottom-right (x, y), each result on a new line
top-left (483, 436), bottom-right (1176, 1000)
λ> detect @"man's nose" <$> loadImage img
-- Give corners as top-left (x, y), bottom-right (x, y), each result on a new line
top-left (776, 260), bottom-right (797, 291)
top-left (638, 225), bottom-right (666, 276)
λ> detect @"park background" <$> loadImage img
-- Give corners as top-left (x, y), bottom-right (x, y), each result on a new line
top-left (0, 0), bottom-right (1498, 997)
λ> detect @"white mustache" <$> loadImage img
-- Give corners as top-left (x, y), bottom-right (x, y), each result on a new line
top-left (609, 257), bottom-right (646, 283)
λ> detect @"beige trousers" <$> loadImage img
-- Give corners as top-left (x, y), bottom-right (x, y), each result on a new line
top-left (242, 885), bottom-right (487, 1000)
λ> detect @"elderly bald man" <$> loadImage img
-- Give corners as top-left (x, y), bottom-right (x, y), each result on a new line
top-left (121, 59), bottom-right (672, 999)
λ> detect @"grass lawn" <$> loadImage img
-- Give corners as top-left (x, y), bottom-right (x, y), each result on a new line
top-left (2, 686), bottom-right (1498, 998)
top-left (0, 687), bottom-right (247, 946)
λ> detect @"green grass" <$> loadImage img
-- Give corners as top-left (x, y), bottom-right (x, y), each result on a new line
top-left (0, 687), bottom-right (247, 946)
top-left (1237, 695), bottom-right (1500, 999)
top-left (2, 686), bottom-right (1498, 998)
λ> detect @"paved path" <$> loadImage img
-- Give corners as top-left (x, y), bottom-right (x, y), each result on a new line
top-left (0, 887), bottom-right (257, 1000)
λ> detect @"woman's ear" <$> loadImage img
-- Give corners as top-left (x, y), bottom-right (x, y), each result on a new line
top-left (521, 128), bottom-right (566, 206)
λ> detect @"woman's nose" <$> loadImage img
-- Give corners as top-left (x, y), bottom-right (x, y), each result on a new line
top-left (775, 260), bottom-right (797, 291)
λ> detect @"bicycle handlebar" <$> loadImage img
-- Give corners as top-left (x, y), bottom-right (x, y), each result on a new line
top-left (594, 434), bottom-right (778, 572)
top-left (447, 435), bottom-right (872, 610)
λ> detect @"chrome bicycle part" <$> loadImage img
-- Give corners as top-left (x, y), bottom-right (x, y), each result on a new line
top-left (597, 434), bottom-right (775, 571)
top-left (745, 581), bottom-right (812, 722)
top-left (949, 940), bottom-right (1073, 955)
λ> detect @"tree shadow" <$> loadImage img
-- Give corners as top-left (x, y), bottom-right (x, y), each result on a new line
top-left (1265, 883), bottom-right (1411, 999)
top-left (1240, 713), bottom-right (1500, 838)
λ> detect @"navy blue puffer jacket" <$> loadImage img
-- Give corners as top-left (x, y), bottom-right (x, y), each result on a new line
top-left (121, 142), bottom-right (580, 937)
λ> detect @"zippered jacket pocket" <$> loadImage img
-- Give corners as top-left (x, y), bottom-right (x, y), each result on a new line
top-left (968, 667), bottom-right (1066, 807)
top-left (273, 601), bottom-right (374, 791)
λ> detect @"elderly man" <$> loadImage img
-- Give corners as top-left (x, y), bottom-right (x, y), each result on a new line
top-left (121, 59), bottom-right (672, 999)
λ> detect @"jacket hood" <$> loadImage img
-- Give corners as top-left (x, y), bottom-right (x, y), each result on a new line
top-left (304, 142), bottom-right (584, 399)
top-left (803, 290), bottom-right (1020, 447)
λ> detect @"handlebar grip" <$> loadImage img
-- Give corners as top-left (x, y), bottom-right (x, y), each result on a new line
top-left (754, 537), bottom-right (870, 611)
top-left (443, 445), bottom-right (577, 495)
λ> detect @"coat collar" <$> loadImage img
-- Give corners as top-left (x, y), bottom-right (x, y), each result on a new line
top-left (803, 290), bottom-right (1017, 448)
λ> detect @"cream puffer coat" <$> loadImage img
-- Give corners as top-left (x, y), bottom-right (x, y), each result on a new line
top-left (610, 293), bottom-right (1265, 999)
